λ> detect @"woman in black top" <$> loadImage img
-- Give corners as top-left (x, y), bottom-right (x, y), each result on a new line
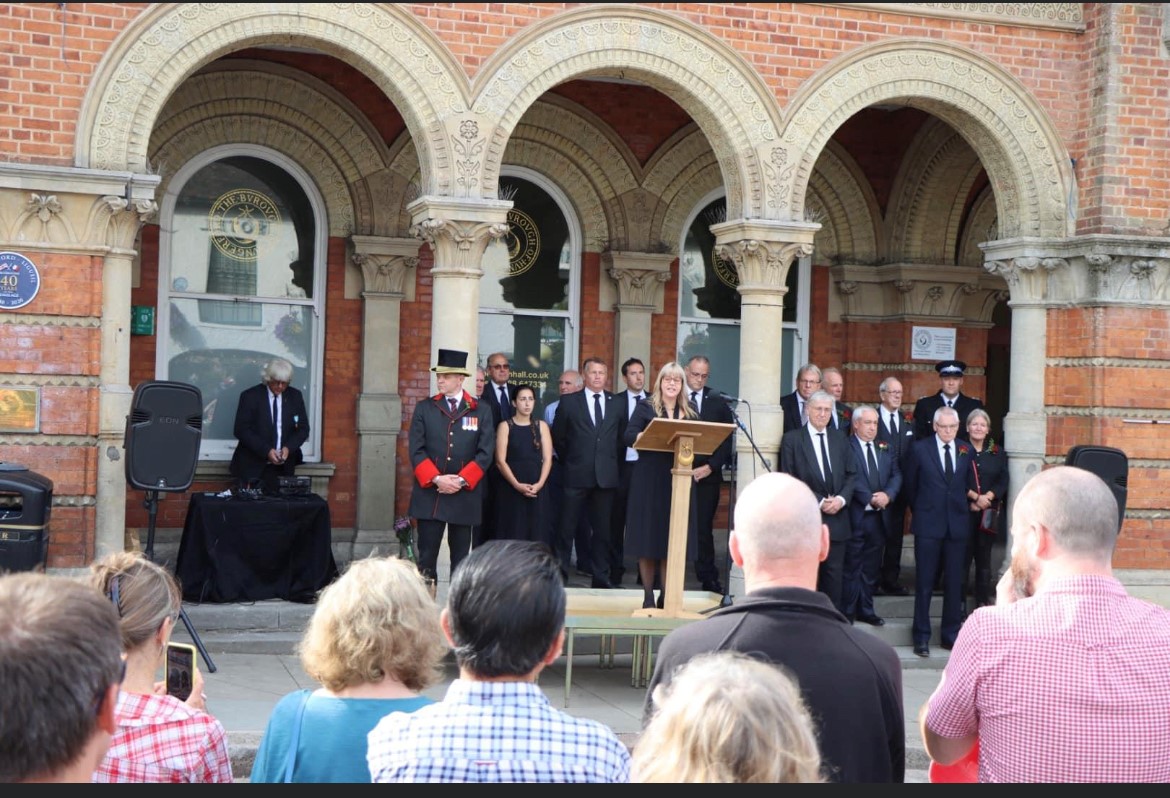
top-left (493, 384), bottom-right (553, 543)
top-left (964, 408), bottom-right (1008, 609)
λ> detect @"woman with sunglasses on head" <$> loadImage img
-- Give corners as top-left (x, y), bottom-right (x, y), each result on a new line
top-left (493, 384), bottom-right (554, 544)
top-left (89, 551), bottom-right (232, 783)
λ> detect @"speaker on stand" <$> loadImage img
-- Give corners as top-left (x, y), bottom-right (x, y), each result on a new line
top-left (1065, 445), bottom-right (1128, 535)
top-left (124, 380), bottom-right (216, 673)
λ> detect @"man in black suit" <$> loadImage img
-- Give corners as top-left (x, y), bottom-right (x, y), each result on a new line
top-left (822, 367), bottom-right (852, 433)
top-left (913, 360), bottom-right (983, 439)
top-left (684, 355), bottom-right (735, 594)
top-left (779, 390), bottom-right (857, 612)
top-left (229, 357), bottom-right (310, 493)
top-left (903, 405), bottom-right (971, 658)
top-left (551, 357), bottom-right (622, 588)
top-left (844, 405), bottom-right (902, 626)
top-left (875, 376), bottom-right (915, 595)
top-left (780, 363), bottom-right (822, 434)
top-left (475, 352), bottom-right (518, 547)
top-left (609, 357), bottom-right (646, 585)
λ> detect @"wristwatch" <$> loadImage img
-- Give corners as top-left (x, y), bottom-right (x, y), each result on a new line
top-left (456, 476), bottom-right (468, 489)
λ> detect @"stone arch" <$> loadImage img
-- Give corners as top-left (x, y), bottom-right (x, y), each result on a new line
top-left (886, 119), bottom-right (984, 264)
top-left (77, 3), bottom-right (465, 196)
top-left (781, 39), bottom-right (1073, 239)
top-left (959, 186), bottom-right (998, 268)
top-left (807, 140), bottom-right (882, 264)
top-left (149, 62), bottom-right (407, 238)
top-left (471, 5), bottom-right (784, 221)
top-left (647, 125), bottom-right (723, 253)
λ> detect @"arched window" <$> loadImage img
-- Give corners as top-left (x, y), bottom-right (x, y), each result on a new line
top-left (478, 168), bottom-right (580, 410)
top-left (156, 146), bottom-right (326, 461)
top-left (677, 192), bottom-right (810, 396)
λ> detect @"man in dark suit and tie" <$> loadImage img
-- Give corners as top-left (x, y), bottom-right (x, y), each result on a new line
top-left (552, 357), bottom-right (622, 588)
top-left (780, 363), bottom-right (822, 434)
top-left (609, 357), bottom-right (647, 585)
top-left (844, 405), bottom-right (902, 626)
top-left (875, 376), bottom-right (916, 596)
top-left (684, 355), bottom-right (735, 594)
top-left (229, 357), bottom-right (310, 493)
top-left (913, 360), bottom-right (983, 440)
top-left (475, 352), bottom-right (518, 547)
top-left (822, 367), bottom-right (853, 434)
top-left (903, 405), bottom-right (971, 658)
top-left (779, 390), bottom-right (857, 611)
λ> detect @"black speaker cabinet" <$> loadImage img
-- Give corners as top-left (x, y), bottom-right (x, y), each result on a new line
top-left (1065, 445), bottom-right (1127, 532)
top-left (124, 381), bottom-right (203, 492)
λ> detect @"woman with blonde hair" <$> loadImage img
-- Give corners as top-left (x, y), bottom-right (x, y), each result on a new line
top-left (633, 651), bottom-right (824, 783)
top-left (624, 361), bottom-right (699, 608)
top-left (89, 551), bottom-right (232, 782)
top-left (250, 556), bottom-right (448, 782)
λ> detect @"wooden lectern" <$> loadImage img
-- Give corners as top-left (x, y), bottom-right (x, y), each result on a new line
top-left (631, 418), bottom-right (734, 618)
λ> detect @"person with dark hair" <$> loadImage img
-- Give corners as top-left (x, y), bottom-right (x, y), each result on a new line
top-left (683, 354), bottom-right (735, 594)
top-left (89, 552), bottom-right (232, 782)
top-left (912, 360), bottom-right (983, 440)
top-left (367, 540), bottom-right (630, 783)
top-left (0, 573), bottom-right (124, 783)
top-left (610, 356), bottom-right (647, 584)
top-left (229, 356), bottom-right (310, 493)
top-left (493, 384), bottom-right (553, 542)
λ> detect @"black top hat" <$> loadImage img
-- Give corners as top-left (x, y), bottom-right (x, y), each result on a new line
top-left (431, 348), bottom-right (471, 376)
top-left (936, 360), bottom-right (967, 376)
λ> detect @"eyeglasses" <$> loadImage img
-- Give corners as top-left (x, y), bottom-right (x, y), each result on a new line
top-left (881, 389), bottom-right (903, 395)
top-left (798, 379), bottom-right (820, 387)
top-left (489, 363), bottom-right (509, 370)
top-left (935, 423), bottom-right (960, 430)
top-left (268, 380), bottom-right (289, 387)
top-left (687, 372), bottom-right (710, 380)
top-left (661, 376), bottom-right (683, 384)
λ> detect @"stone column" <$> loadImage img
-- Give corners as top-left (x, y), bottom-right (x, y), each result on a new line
top-left (604, 251), bottom-right (673, 387)
top-left (710, 219), bottom-right (819, 489)
top-left (96, 191), bottom-right (158, 557)
top-left (406, 197), bottom-right (511, 380)
top-left (351, 236), bottom-right (419, 559)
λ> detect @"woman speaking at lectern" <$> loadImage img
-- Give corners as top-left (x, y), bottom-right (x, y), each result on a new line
top-left (623, 361), bottom-right (698, 609)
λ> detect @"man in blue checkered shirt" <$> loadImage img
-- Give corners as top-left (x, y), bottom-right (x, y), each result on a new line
top-left (367, 540), bottom-right (630, 783)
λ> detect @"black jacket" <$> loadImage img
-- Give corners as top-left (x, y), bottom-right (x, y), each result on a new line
top-left (551, 389), bottom-right (621, 489)
top-left (408, 392), bottom-right (495, 525)
top-left (229, 383), bottom-right (309, 481)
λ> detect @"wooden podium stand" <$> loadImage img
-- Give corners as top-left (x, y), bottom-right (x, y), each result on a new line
top-left (631, 418), bottom-right (734, 618)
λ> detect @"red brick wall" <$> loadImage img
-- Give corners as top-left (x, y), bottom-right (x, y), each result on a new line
top-left (395, 245), bottom-right (435, 519)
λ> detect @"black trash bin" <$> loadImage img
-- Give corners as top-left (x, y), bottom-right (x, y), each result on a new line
top-left (0, 464), bottom-right (53, 573)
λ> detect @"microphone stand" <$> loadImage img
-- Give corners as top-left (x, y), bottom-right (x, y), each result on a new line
top-left (728, 402), bottom-right (771, 473)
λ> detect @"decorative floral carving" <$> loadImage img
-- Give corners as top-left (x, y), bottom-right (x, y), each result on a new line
top-left (451, 120), bottom-right (486, 197)
top-left (28, 194), bottom-right (62, 222)
top-left (926, 286), bottom-right (945, 300)
top-left (894, 279), bottom-right (915, 293)
top-left (837, 280), bottom-right (858, 295)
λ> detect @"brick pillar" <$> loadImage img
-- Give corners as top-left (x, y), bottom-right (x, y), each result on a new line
top-left (711, 219), bottom-right (818, 490)
top-left (351, 236), bottom-right (419, 560)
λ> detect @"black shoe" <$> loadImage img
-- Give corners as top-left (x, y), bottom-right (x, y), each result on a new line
top-left (858, 614), bottom-right (886, 627)
top-left (642, 594), bottom-right (655, 609)
top-left (879, 583), bottom-right (909, 596)
top-left (913, 642), bottom-right (930, 658)
top-left (656, 591), bottom-right (665, 609)
top-left (591, 578), bottom-right (616, 589)
top-left (940, 640), bottom-right (955, 651)
top-left (701, 581), bottom-right (724, 594)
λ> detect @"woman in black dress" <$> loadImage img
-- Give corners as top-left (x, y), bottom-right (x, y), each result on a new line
top-left (624, 361), bottom-right (698, 609)
top-left (494, 384), bottom-right (553, 543)
top-left (964, 407), bottom-right (1008, 609)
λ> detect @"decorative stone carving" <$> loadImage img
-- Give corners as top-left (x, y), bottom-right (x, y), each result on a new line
top-left (99, 196), bottom-right (158, 252)
top-left (352, 236), bottom-right (421, 298)
top-left (819, 4), bottom-right (1085, 31)
top-left (408, 195), bottom-right (511, 275)
top-left (603, 252), bottom-right (674, 309)
top-left (830, 263), bottom-right (1006, 323)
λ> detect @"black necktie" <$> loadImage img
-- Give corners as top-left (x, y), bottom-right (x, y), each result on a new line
top-left (946, 399), bottom-right (954, 408)
top-left (448, 398), bottom-right (457, 414)
top-left (498, 385), bottom-right (511, 419)
top-left (271, 394), bottom-right (279, 450)
top-left (818, 432), bottom-right (833, 483)
top-left (593, 392), bottom-right (603, 427)
top-left (889, 411), bottom-right (897, 434)
top-left (944, 443), bottom-right (954, 479)
top-left (690, 391), bottom-right (699, 411)
top-left (865, 442), bottom-right (880, 491)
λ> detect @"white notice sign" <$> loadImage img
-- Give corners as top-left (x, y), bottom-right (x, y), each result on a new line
top-left (911, 326), bottom-right (956, 361)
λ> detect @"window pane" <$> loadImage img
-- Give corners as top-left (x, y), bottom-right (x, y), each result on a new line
top-left (166, 297), bottom-right (315, 456)
top-left (481, 178), bottom-right (569, 311)
top-left (171, 156), bottom-right (315, 302)
top-left (680, 199), bottom-right (740, 320)
top-left (677, 321), bottom-right (740, 398)
top-left (478, 313), bottom-right (567, 413)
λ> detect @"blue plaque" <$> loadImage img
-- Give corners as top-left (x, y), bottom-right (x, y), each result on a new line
top-left (0, 252), bottom-right (41, 310)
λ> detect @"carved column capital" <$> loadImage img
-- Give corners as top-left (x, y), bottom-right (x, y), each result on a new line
top-left (98, 195), bottom-right (158, 252)
top-left (603, 251), bottom-right (674, 308)
top-left (710, 218), bottom-right (818, 308)
top-left (407, 196), bottom-right (510, 276)
top-left (351, 236), bottom-right (421, 297)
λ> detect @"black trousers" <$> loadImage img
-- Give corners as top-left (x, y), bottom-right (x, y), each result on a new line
top-left (559, 486), bottom-right (614, 582)
top-left (417, 519), bottom-right (472, 582)
top-left (879, 495), bottom-right (908, 588)
top-left (609, 461), bottom-right (635, 582)
top-left (693, 478), bottom-right (723, 587)
top-left (964, 511), bottom-right (997, 607)
top-left (817, 537), bottom-right (847, 613)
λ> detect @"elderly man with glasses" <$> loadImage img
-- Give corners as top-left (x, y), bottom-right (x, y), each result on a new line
top-left (230, 357), bottom-right (310, 494)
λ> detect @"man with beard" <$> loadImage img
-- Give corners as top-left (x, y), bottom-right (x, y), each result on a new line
top-left (920, 466), bottom-right (1170, 782)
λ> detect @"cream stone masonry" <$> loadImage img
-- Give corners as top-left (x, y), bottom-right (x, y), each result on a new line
top-left (352, 236), bottom-right (421, 555)
top-left (605, 251), bottom-right (674, 378)
top-left (712, 219), bottom-right (819, 487)
top-left (829, 263), bottom-right (1006, 325)
top-left (816, 4), bottom-right (1085, 32)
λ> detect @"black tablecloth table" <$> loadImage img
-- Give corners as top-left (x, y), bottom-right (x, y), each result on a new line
top-left (175, 492), bottom-right (338, 603)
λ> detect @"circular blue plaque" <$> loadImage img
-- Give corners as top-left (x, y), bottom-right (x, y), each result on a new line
top-left (0, 252), bottom-right (41, 310)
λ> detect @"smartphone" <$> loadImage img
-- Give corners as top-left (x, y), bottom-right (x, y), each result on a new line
top-left (165, 642), bottom-right (196, 701)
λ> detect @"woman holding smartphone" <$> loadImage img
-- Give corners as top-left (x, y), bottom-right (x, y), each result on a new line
top-left (89, 552), bottom-right (233, 783)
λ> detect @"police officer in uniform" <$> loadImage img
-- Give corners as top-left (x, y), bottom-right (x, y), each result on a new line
top-left (408, 349), bottom-right (495, 588)
top-left (912, 360), bottom-right (984, 440)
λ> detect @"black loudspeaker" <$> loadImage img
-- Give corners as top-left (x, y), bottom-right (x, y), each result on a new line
top-left (1065, 445), bottom-right (1128, 532)
top-left (124, 381), bottom-right (203, 492)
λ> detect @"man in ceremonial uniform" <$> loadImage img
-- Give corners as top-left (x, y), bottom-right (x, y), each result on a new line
top-left (913, 360), bottom-right (983, 440)
top-left (408, 349), bottom-right (495, 588)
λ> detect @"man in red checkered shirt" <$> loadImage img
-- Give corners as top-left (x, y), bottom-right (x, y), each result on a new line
top-left (920, 465), bottom-right (1170, 782)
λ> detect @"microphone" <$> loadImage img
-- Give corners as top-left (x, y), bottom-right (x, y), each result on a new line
top-left (716, 391), bottom-right (746, 404)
